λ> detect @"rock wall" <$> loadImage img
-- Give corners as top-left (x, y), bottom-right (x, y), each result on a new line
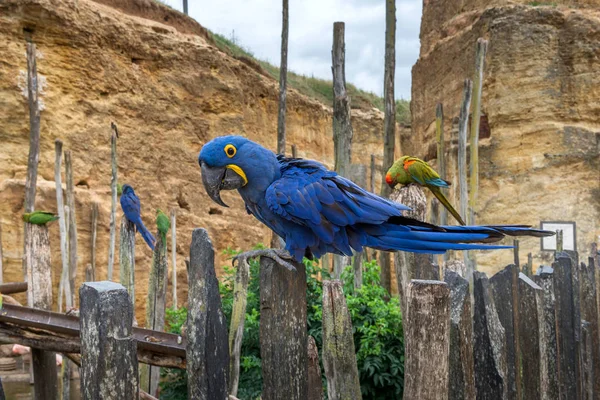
top-left (0, 0), bottom-right (406, 322)
top-left (410, 2), bottom-right (600, 274)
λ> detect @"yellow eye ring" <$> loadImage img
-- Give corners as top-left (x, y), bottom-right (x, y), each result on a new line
top-left (224, 144), bottom-right (236, 158)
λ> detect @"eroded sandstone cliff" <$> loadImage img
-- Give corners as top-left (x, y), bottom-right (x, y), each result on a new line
top-left (410, 1), bottom-right (600, 274)
top-left (0, 0), bottom-right (404, 321)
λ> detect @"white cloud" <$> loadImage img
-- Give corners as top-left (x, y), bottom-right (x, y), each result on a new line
top-left (162, 0), bottom-right (422, 99)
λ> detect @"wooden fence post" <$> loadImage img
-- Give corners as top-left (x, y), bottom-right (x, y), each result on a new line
top-left (65, 151), bottom-right (78, 301)
top-left (370, 154), bottom-right (376, 193)
top-left (513, 240), bottom-right (520, 268)
top-left (119, 217), bottom-right (136, 305)
top-left (277, 0), bottom-right (289, 156)
top-left (391, 185), bottom-right (436, 313)
top-left (579, 257), bottom-right (600, 396)
top-left (171, 209), bottom-right (177, 308)
top-left (228, 256), bottom-right (250, 397)
top-left (332, 21), bottom-right (353, 280)
top-left (90, 202), bottom-right (98, 282)
top-left (107, 123), bottom-right (118, 280)
top-left (55, 140), bottom-right (70, 312)
top-left (291, 144), bottom-right (298, 158)
top-left (322, 280), bottom-right (361, 400)
top-left (489, 264), bottom-right (520, 400)
top-left (436, 103), bottom-right (447, 231)
top-left (404, 280), bottom-right (450, 400)
top-left (260, 257), bottom-right (307, 399)
top-left (581, 320), bottom-right (594, 399)
top-left (457, 80), bottom-right (473, 283)
top-left (533, 266), bottom-right (560, 398)
top-left (141, 232), bottom-right (168, 396)
top-left (553, 253), bottom-right (581, 399)
top-left (80, 281), bottom-right (139, 400)
top-left (349, 164), bottom-right (367, 290)
top-left (25, 223), bottom-right (58, 399)
top-left (0, 224), bottom-right (3, 284)
top-left (186, 229), bottom-right (229, 399)
top-left (473, 271), bottom-right (507, 399)
top-left (444, 270), bottom-right (475, 400)
top-left (518, 273), bottom-right (547, 400)
top-left (307, 336), bottom-right (323, 400)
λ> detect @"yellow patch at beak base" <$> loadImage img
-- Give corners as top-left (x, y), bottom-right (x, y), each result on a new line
top-left (226, 164), bottom-right (248, 186)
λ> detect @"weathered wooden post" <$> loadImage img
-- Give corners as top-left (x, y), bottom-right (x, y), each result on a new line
top-left (513, 239), bottom-right (520, 268)
top-left (171, 209), bottom-right (177, 308)
top-left (119, 217), bottom-right (136, 304)
top-left (404, 280), bottom-right (450, 400)
top-left (391, 185), bottom-right (436, 313)
top-left (518, 273), bottom-right (548, 400)
top-left (291, 144), bottom-right (298, 158)
top-left (370, 154), bottom-right (376, 193)
top-left (80, 281), bottom-right (139, 399)
top-left (436, 103), bottom-right (447, 230)
top-left (457, 79), bottom-right (473, 287)
top-left (107, 123), bottom-right (118, 280)
top-left (524, 252), bottom-right (533, 277)
top-left (0, 225), bottom-right (3, 284)
top-left (553, 252), bottom-right (581, 399)
top-left (473, 271), bottom-right (507, 399)
top-left (186, 229), bottom-right (229, 399)
top-left (322, 280), bottom-right (361, 400)
top-left (65, 150), bottom-right (78, 298)
top-left (141, 231), bottom-right (169, 396)
top-left (349, 164), bottom-right (367, 290)
top-left (444, 270), bottom-right (475, 400)
top-left (580, 257), bottom-right (600, 396)
top-left (381, 0), bottom-right (396, 200)
top-left (489, 264), bottom-right (520, 400)
top-left (260, 256), bottom-right (307, 399)
top-left (229, 257), bottom-right (250, 397)
top-left (331, 21), bottom-right (354, 279)
top-left (533, 265), bottom-right (560, 398)
top-left (581, 320), bottom-right (594, 399)
top-left (307, 336), bottom-right (323, 400)
top-left (277, 0), bottom-right (289, 156)
top-left (55, 140), bottom-right (70, 312)
top-left (89, 202), bottom-right (98, 281)
top-left (25, 223), bottom-right (58, 399)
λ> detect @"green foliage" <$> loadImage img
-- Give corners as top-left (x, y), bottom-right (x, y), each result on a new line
top-left (160, 307), bottom-right (188, 400)
top-left (396, 99), bottom-right (411, 125)
top-left (160, 248), bottom-right (404, 400)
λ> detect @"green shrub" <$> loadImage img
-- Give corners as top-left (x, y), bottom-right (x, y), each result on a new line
top-left (160, 248), bottom-right (404, 400)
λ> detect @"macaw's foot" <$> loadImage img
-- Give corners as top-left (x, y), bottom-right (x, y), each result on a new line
top-left (232, 248), bottom-right (297, 271)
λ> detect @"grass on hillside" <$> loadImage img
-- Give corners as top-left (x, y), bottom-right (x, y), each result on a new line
top-left (211, 31), bottom-right (411, 125)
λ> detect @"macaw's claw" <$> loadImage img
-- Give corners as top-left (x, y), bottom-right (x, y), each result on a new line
top-left (232, 249), bottom-right (297, 272)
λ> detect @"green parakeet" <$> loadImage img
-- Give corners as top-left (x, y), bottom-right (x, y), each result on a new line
top-left (386, 156), bottom-right (466, 225)
top-left (23, 211), bottom-right (59, 225)
top-left (156, 209), bottom-right (170, 242)
top-left (117, 183), bottom-right (123, 197)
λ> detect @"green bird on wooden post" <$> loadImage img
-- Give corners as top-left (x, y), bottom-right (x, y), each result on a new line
top-left (23, 211), bottom-right (59, 225)
top-left (156, 209), bottom-right (170, 243)
top-left (386, 156), bottom-right (466, 225)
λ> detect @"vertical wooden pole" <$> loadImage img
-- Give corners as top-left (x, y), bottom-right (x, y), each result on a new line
top-left (404, 280), bottom-right (450, 400)
top-left (444, 270), bottom-right (475, 400)
top-left (0, 224), bottom-right (3, 285)
top-left (468, 38), bottom-right (488, 227)
top-left (291, 144), bottom-right (298, 158)
top-left (228, 257), bottom-right (250, 397)
top-left (80, 281), bottom-right (139, 400)
top-left (141, 232), bottom-right (168, 397)
top-left (322, 280), bottom-right (362, 399)
top-left (332, 21), bottom-right (353, 279)
top-left (186, 229), bottom-right (229, 399)
top-left (65, 150), bottom-right (78, 302)
top-left (307, 336), bottom-right (323, 400)
top-left (107, 123), bottom-right (118, 281)
top-left (277, 0), bottom-right (289, 156)
top-left (171, 210), bottom-right (177, 308)
top-left (183, 0), bottom-right (188, 15)
top-left (473, 271), bottom-right (507, 399)
top-left (579, 258), bottom-right (600, 396)
top-left (55, 140), bottom-right (70, 312)
top-left (436, 103), bottom-right (447, 229)
top-left (25, 224), bottom-right (57, 399)
top-left (119, 217), bottom-right (136, 305)
top-left (518, 273), bottom-right (548, 400)
top-left (525, 252), bottom-right (533, 277)
top-left (458, 79), bottom-right (473, 288)
top-left (22, 41), bottom-right (41, 279)
top-left (260, 257), bottom-right (307, 399)
top-left (90, 202), bottom-right (98, 282)
top-left (349, 164), bottom-right (367, 290)
top-left (513, 239), bottom-right (520, 268)
top-left (370, 154), bottom-right (376, 193)
top-left (381, 0), bottom-right (396, 200)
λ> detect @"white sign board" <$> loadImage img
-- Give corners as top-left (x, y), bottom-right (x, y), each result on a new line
top-left (541, 221), bottom-right (576, 251)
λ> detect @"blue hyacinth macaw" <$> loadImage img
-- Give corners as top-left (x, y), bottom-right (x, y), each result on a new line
top-left (198, 135), bottom-right (553, 269)
top-left (120, 184), bottom-right (156, 250)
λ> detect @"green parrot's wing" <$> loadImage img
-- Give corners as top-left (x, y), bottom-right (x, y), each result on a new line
top-left (404, 157), bottom-right (448, 188)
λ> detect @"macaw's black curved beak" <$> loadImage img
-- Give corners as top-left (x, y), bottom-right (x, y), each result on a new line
top-left (200, 162), bottom-right (246, 207)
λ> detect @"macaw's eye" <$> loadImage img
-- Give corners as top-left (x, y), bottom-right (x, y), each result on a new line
top-left (224, 144), bottom-right (236, 158)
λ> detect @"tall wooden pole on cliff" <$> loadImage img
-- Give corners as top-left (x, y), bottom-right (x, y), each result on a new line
top-left (55, 140), bottom-right (70, 313)
top-left (183, 0), bottom-right (188, 15)
top-left (458, 80), bottom-right (473, 287)
top-left (108, 123), bottom-right (118, 280)
top-left (379, 0), bottom-right (396, 294)
top-left (277, 0), bottom-right (289, 155)
top-left (332, 22), bottom-right (354, 278)
top-left (436, 104), bottom-right (448, 264)
top-left (65, 150), bottom-right (78, 303)
top-left (171, 209), bottom-right (177, 308)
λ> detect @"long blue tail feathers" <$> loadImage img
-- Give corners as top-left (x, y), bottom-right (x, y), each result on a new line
top-left (136, 221), bottom-right (156, 250)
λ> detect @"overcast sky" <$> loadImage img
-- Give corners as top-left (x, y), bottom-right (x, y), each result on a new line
top-left (161, 0), bottom-right (422, 99)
